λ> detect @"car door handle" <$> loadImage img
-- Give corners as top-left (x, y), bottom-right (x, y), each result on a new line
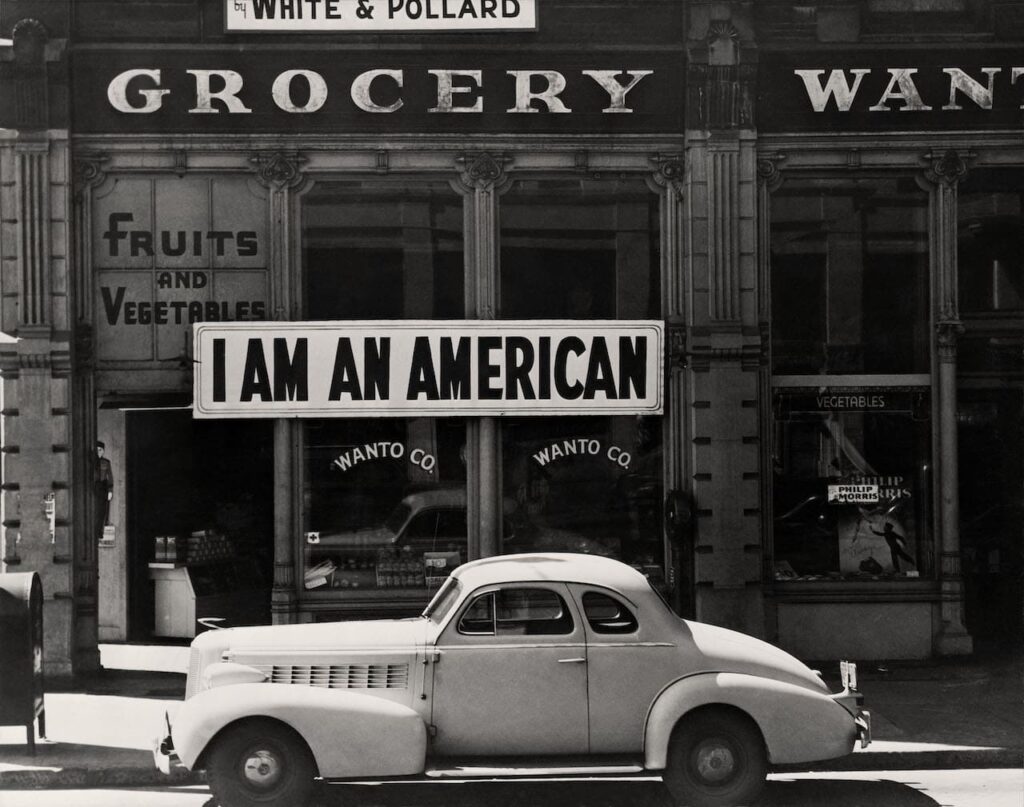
top-left (557, 657), bottom-right (587, 664)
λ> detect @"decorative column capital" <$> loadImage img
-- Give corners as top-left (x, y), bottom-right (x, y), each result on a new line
top-left (249, 151), bottom-right (308, 190)
top-left (455, 152), bottom-right (513, 192)
top-left (72, 153), bottom-right (110, 200)
top-left (649, 153), bottom-right (685, 195)
top-left (921, 149), bottom-right (972, 187)
top-left (756, 153), bottom-right (786, 191)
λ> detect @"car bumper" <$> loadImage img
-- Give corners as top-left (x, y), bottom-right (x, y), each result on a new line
top-left (855, 710), bottom-right (871, 749)
top-left (153, 712), bottom-right (181, 775)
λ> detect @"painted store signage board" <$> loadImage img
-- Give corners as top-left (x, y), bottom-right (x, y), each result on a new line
top-left (225, 0), bottom-right (537, 32)
top-left (72, 49), bottom-right (683, 134)
top-left (758, 49), bottom-right (1024, 131)
top-left (193, 320), bottom-right (663, 418)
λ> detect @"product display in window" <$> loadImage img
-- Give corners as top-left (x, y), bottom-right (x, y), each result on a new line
top-left (772, 391), bottom-right (933, 582)
top-left (303, 418), bottom-right (467, 593)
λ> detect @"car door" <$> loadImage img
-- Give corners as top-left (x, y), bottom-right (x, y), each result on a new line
top-left (430, 583), bottom-right (589, 756)
top-left (570, 584), bottom-right (679, 754)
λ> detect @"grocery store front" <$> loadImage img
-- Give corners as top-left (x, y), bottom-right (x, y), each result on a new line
top-left (68, 1), bottom-right (691, 635)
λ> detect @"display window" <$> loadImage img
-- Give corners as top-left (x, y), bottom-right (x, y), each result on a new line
top-left (769, 175), bottom-right (934, 583)
top-left (771, 391), bottom-right (933, 582)
top-left (498, 178), bottom-right (665, 583)
top-left (770, 177), bottom-right (929, 376)
top-left (301, 180), bottom-right (467, 594)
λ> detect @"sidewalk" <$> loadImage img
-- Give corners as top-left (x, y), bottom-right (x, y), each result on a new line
top-left (1, 647), bottom-right (1021, 790)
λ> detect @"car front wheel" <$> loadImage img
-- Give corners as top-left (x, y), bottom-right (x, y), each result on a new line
top-left (663, 707), bottom-right (767, 807)
top-left (206, 718), bottom-right (317, 807)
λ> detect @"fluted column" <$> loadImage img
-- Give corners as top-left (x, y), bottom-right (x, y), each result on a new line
top-left (921, 149), bottom-right (973, 656)
top-left (249, 152), bottom-right (307, 624)
top-left (454, 153), bottom-right (512, 560)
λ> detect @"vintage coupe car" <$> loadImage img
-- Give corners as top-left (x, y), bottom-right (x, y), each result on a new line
top-left (155, 553), bottom-right (869, 807)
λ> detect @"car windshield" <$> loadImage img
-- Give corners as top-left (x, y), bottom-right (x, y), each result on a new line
top-left (423, 576), bottom-right (462, 622)
top-left (383, 502), bottom-right (412, 534)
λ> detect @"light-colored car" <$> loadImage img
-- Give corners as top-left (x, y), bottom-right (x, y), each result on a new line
top-left (155, 553), bottom-right (870, 807)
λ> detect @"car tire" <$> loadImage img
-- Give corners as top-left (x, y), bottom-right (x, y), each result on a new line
top-left (663, 707), bottom-right (768, 807)
top-left (206, 718), bottom-right (317, 807)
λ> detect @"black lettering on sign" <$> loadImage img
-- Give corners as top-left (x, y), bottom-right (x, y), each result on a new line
top-left (213, 338), bottom-right (226, 402)
top-left (407, 336), bottom-right (440, 400)
top-left (328, 338), bottom-right (362, 401)
top-left (477, 336), bottom-right (502, 400)
top-left (504, 336), bottom-right (535, 400)
top-left (439, 336), bottom-right (471, 400)
top-left (618, 335), bottom-right (646, 400)
top-left (273, 338), bottom-right (308, 402)
top-left (363, 337), bottom-right (390, 400)
top-left (554, 336), bottom-right (585, 400)
top-left (240, 340), bottom-right (272, 401)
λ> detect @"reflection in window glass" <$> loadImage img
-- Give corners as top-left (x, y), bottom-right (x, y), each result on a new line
top-left (770, 178), bottom-right (929, 375)
top-left (495, 589), bottom-right (573, 636)
top-left (958, 168), bottom-right (1023, 316)
top-left (500, 178), bottom-right (660, 319)
top-left (502, 416), bottom-right (664, 585)
top-left (497, 178), bottom-right (665, 585)
top-left (772, 391), bottom-right (933, 581)
top-left (303, 180), bottom-right (464, 319)
top-left (301, 418), bottom-right (467, 593)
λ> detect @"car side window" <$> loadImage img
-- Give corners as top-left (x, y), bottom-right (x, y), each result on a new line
top-left (458, 588), bottom-right (574, 636)
top-left (582, 591), bottom-right (638, 635)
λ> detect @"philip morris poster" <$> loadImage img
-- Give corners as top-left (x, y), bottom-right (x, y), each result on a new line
top-left (193, 320), bottom-right (664, 418)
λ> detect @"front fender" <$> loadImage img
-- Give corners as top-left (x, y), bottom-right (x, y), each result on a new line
top-left (172, 683), bottom-right (427, 778)
top-left (644, 672), bottom-right (857, 769)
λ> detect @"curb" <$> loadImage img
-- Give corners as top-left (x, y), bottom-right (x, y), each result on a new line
top-left (3, 749), bottom-right (1021, 790)
top-left (0, 766), bottom-right (203, 790)
top-left (776, 747), bottom-right (1024, 773)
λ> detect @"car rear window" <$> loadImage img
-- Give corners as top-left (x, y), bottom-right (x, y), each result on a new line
top-left (582, 591), bottom-right (638, 634)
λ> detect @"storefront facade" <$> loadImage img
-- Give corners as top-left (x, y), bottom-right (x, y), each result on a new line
top-left (1, 0), bottom-right (1020, 676)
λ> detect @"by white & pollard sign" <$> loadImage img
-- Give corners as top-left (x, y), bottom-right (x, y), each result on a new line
top-left (225, 0), bottom-right (537, 32)
top-left (193, 320), bottom-right (663, 418)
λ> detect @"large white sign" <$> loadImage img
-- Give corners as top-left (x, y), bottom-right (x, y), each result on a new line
top-left (193, 320), bottom-right (663, 418)
top-left (225, 0), bottom-right (537, 32)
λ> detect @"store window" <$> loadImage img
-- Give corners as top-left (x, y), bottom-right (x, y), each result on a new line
top-left (770, 177), bottom-right (929, 375)
top-left (770, 176), bottom-right (933, 582)
top-left (499, 179), bottom-right (664, 582)
top-left (301, 181), bottom-right (467, 595)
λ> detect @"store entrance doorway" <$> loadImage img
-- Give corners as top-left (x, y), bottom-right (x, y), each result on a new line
top-left (125, 411), bottom-right (274, 642)
top-left (958, 388), bottom-right (1024, 645)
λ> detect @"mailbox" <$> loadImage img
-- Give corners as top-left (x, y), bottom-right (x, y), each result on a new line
top-left (0, 572), bottom-right (45, 753)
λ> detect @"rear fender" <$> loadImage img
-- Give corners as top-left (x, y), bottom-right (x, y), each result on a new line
top-left (173, 683), bottom-right (427, 778)
top-left (644, 672), bottom-right (857, 768)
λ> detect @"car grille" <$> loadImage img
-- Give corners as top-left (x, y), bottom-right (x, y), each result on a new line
top-left (254, 663), bottom-right (410, 689)
top-left (184, 648), bottom-right (203, 700)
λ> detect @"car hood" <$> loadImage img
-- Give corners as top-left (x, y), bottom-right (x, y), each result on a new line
top-left (682, 619), bottom-right (830, 694)
top-left (195, 616), bottom-right (429, 655)
top-left (314, 526), bottom-right (397, 548)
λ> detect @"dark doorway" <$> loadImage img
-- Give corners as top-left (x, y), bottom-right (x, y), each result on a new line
top-left (126, 411), bottom-right (274, 641)
top-left (958, 388), bottom-right (1024, 643)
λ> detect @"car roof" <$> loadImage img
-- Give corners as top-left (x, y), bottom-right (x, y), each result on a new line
top-left (453, 552), bottom-right (653, 596)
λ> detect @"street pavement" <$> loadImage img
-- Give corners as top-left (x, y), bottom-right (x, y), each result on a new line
top-left (2, 770), bottom-right (1024, 807)
top-left (0, 644), bottom-right (1021, 792)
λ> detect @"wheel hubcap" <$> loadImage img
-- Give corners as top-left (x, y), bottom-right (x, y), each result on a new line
top-left (693, 739), bottom-right (737, 784)
top-left (242, 749), bottom-right (283, 790)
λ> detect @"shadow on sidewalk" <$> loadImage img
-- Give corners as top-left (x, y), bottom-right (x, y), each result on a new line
top-left (317, 777), bottom-right (944, 807)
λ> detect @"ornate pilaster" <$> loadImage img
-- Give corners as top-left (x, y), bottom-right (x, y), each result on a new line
top-left (687, 20), bottom-right (756, 130)
top-left (453, 153), bottom-right (511, 560)
top-left (920, 151), bottom-right (973, 656)
top-left (250, 151), bottom-right (307, 322)
top-left (707, 146), bottom-right (742, 324)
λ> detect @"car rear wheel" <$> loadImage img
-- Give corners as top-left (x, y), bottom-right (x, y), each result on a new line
top-left (206, 718), bottom-right (317, 807)
top-left (663, 707), bottom-right (767, 807)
